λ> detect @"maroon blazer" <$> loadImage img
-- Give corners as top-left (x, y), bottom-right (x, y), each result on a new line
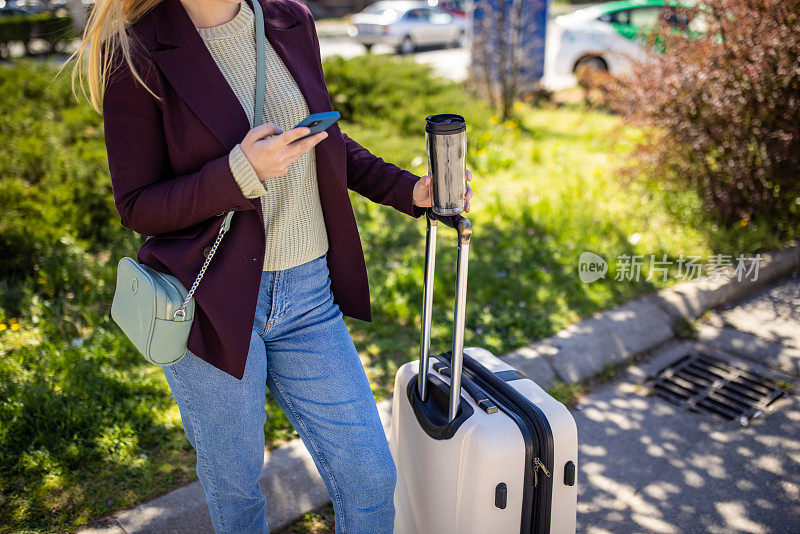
top-left (103, 0), bottom-right (425, 379)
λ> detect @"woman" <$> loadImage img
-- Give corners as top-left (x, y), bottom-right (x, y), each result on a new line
top-left (71, 0), bottom-right (472, 531)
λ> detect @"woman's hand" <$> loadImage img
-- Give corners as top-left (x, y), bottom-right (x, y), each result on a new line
top-left (240, 122), bottom-right (328, 181)
top-left (412, 169), bottom-right (474, 213)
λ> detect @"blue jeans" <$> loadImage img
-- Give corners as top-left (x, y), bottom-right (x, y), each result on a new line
top-left (162, 253), bottom-right (397, 534)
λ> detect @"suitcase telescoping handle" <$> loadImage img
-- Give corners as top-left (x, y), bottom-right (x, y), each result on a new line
top-left (418, 208), bottom-right (472, 422)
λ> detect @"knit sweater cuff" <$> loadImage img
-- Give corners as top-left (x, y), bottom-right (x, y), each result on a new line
top-left (229, 143), bottom-right (266, 199)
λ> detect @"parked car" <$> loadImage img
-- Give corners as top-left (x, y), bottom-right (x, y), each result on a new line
top-left (0, 6), bottom-right (29, 15)
top-left (553, 0), bottom-right (697, 76)
top-left (347, 0), bottom-right (469, 54)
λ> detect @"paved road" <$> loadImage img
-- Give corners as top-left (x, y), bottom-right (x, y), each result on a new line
top-left (10, 12), bottom-right (578, 90)
top-left (574, 276), bottom-right (800, 533)
top-left (316, 16), bottom-right (577, 90)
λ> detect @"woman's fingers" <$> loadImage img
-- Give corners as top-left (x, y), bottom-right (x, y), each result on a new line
top-left (465, 169), bottom-right (473, 212)
top-left (286, 131), bottom-right (327, 160)
top-left (248, 122), bottom-right (283, 142)
top-left (275, 126), bottom-right (313, 146)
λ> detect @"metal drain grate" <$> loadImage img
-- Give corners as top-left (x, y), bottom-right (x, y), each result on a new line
top-left (647, 351), bottom-right (786, 425)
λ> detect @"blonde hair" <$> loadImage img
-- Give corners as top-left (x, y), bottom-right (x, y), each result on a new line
top-left (59, 0), bottom-right (165, 114)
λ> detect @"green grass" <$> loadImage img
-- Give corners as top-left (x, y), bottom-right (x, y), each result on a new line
top-left (546, 381), bottom-right (586, 406)
top-left (0, 56), bottom-right (791, 532)
top-left (278, 503), bottom-right (335, 534)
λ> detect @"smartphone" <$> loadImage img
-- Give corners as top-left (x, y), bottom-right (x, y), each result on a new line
top-left (293, 111), bottom-right (341, 140)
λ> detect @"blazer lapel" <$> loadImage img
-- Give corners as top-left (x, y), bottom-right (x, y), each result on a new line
top-left (149, 0), bottom-right (305, 151)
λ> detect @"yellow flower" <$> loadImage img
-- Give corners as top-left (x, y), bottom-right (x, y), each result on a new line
top-left (477, 149), bottom-right (487, 157)
top-left (503, 119), bottom-right (518, 129)
top-left (0, 324), bottom-right (6, 331)
top-left (10, 323), bottom-right (20, 331)
top-left (83, 284), bottom-right (91, 291)
top-left (481, 131), bottom-right (492, 141)
top-left (513, 101), bottom-right (524, 111)
top-left (9, 317), bottom-right (18, 324)
top-left (38, 278), bottom-right (46, 284)
top-left (489, 115), bottom-right (500, 125)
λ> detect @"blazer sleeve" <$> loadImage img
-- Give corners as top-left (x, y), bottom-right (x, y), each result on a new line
top-left (340, 131), bottom-right (426, 219)
top-left (102, 49), bottom-right (256, 237)
top-left (300, 2), bottom-right (426, 219)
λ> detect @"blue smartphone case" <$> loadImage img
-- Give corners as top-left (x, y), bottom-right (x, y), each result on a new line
top-left (294, 111), bottom-right (341, 139)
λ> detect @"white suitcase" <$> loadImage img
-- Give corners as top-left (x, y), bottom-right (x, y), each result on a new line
top-left (389, 211), bottom-right (578, 534)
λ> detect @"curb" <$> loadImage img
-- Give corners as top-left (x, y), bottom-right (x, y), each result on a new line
top-left (78, 244), bottom-right (799, 533)
top-left (504, 244), bottom-right (799, 387)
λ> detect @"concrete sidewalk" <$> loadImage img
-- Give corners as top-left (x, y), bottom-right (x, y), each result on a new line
top-left (575, 277), bottom-right (800, 532)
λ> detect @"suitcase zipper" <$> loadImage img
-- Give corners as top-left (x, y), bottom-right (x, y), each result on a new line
top-left (433, 351), bottom-right (554, 534)
top-left (532, 457), bottom-right (551, 488)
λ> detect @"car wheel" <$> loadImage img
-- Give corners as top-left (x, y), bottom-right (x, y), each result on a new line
top-left (451, 30), bottom-right (466, 48)
top-left (574, 56), bottom-right (608, 74)
top-left (398, 36), bottom-right (415, 55)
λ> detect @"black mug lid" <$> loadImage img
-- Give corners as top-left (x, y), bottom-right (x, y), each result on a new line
top-left (426, 113), bottom-right (466, 134)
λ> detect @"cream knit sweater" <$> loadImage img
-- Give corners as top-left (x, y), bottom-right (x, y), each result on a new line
top-left (196, 0), bottom-right (329, 271)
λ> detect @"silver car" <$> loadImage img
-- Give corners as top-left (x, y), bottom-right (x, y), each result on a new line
top-left (347, 0), bottom-right (469, 54)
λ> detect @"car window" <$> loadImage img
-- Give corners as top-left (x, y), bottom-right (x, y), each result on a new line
top-left (364, 5), bottom-right (400, 18)
top-left (600, 9), bottom-right (631, 25)
top-left (363, 3), bottom-right (389, 14)
top-left (405, 8), bottom-right (429, 21)
top-left (628, 6), bottom-right (661, 28)
top-left (428, 10), bottom-right (452, 24)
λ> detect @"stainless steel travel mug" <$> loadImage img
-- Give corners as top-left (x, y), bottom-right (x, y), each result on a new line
top-left (425, 114), bottom-right (467, 216)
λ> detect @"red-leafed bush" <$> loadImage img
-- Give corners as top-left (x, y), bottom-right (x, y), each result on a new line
top-left (607, 0), bottom-right (800, 234)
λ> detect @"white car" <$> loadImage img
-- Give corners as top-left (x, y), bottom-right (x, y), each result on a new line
top-left (348, 0), bottom-right (469, 54)
top-left (553, 0), bottom-right (695, 76)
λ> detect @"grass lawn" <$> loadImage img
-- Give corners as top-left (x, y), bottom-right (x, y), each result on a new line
top-left (0, 56), bottom-right (786, 532)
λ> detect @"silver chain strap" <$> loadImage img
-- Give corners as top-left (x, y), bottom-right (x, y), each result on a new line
top-left (173, 215), bottom-right (229, 320)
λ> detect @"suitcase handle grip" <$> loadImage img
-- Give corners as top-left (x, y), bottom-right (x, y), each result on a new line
top-left (433, 361), bottom-right (498, 414)
top-left (426, 210), bottom-right (473, 244)
top-left (418, 208), bottom-right (471, 422)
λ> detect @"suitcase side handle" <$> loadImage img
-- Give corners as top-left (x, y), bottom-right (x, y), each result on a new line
top-left (418, 208), bottom-right (472, 422)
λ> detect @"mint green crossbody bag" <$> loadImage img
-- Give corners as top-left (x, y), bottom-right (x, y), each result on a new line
top-left (111, 0), bottom-right (268, 365)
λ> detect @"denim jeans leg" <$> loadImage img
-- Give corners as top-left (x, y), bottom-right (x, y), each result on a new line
top-left (260, 254), bottom-right (397, 534)
top-left (162, 326), bottom-right (270, 534)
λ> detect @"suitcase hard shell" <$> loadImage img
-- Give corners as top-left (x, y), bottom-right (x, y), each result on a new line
top-left (389, 210), bottom-right (578, 534)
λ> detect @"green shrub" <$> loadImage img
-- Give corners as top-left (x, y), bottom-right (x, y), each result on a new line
top-left (0, 13), bottom-right (77, 57)
top-left (323, 53), bottom-right (494, 138)
top-left (606, 0), bottom-right (800, 236)
top-left (0, 59), bottom-right (120, 287)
